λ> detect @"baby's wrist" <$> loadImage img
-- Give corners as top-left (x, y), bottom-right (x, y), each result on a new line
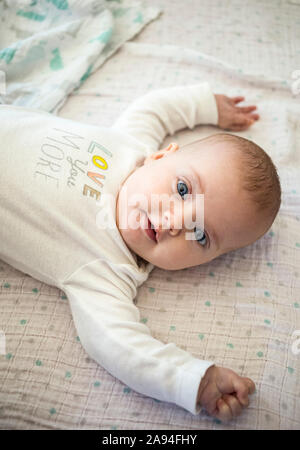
top-left (197, 364), bottom-right (217, 406)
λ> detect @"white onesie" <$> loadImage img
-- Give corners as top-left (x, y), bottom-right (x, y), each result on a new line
top-left (0, 82), bottom-right (219, 414)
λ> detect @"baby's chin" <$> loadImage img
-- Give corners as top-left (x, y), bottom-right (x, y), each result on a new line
top-left (132, 248), bottom-right (180, 270)
top-left (135, 252), bottom-right (213, 271)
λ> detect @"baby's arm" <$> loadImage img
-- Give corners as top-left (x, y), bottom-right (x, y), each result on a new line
top-left (63, 261), bottom-right (255, 421)
top-left (63, 261), bottom-right (214, 416)
top-left (111, 83), bottom-right (218, 151)
top-left (111, 83), bottom-right (259, 152)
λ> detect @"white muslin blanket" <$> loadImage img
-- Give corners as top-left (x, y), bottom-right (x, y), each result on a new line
top-left (0, 0), bottom-right (299, 430)
top-left (0, 0), bottom-right (161, 112)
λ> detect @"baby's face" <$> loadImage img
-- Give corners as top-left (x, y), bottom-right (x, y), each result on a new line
top-left (116, 140), bottom-right (267, 270)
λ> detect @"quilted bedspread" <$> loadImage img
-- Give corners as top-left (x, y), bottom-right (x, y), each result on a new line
top-left (0, 0), bottom-right (299, 429)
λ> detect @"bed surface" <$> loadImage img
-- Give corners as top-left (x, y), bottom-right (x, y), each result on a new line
top-left (0, 0), bottom-right (299, 429)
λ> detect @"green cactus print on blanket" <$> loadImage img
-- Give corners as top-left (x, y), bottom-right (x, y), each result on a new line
top-left (0, 0), bottom-right (161, 112)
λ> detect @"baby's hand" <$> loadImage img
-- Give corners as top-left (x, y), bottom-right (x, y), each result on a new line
top-left (197, 365), bottom-right (256, 422)
top-left (214, 94), bottom-right (260, 131)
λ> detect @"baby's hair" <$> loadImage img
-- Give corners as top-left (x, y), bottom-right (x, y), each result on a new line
top-left (183, 133), bottom-right (282, 226)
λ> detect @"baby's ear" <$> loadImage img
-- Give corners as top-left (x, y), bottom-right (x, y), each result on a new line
top-left (143, 142), bottom-right (179, 165)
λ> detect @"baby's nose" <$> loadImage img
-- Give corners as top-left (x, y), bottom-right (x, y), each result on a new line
top-left (160, 210), bottom-right (182, 235)
top-left (162, 204), bottom-right (187, 233)
top-left (162, 200), bottom-right (199, 234)
top-left (161, 209), bottom-right (181, 233)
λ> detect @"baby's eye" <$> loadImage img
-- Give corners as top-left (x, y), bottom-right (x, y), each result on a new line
top-left (177, 180), bottom-right (189, 199)
top-left (194, 227), bottom-right (207, 246)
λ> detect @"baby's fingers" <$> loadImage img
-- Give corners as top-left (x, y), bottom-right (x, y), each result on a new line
top-left (222, 394), bottom-right (243, 418)
top-left (231, 96), bottom-right (245, 104)
top-left (245, 377), bottom-right (256, 395)
top-left (231, 112), bottom-right (260, 131)
top-left (237, 105), bottom-right (257, 114)
top-left (234, 377), bottom-right (256, 407)
top-left (215, 398), bottom-right (233, 422)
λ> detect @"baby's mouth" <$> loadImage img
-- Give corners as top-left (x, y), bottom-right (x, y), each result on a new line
top-left (144, 215), bottom-right (157, 243)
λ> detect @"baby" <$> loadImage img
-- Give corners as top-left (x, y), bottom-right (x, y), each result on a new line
top-left (0, 83), bottom-right (281, 422)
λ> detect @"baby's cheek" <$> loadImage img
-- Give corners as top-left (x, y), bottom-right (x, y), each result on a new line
top-left (153, 243), bottom-right (190, 270)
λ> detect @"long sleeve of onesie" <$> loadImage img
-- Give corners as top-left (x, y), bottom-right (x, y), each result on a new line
top-left (63, 258), bottom-right (214, 416)
top-left (112, 82), bottom-right (219, 151)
